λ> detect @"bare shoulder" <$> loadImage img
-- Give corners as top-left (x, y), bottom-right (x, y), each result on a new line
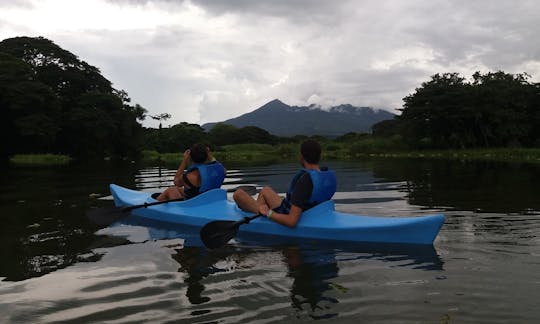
top-left (186, 169), bottom-right (201, 186)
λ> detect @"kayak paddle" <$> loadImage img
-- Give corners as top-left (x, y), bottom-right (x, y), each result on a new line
top-left (87, 185), bottom-right (258, 227)
top-left (87, 197), bottom-right (184, 226)
top-left (200, 214), bottom-right (262, 249)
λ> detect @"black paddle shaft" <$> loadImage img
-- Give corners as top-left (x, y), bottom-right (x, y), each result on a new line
top-left (121, 197), bottom-right (185, 212)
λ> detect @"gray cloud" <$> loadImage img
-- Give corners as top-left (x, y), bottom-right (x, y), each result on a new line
top-left (0, 1), bottom-right (34, 8)
top-left (1, 0), bottom-right (539, 127)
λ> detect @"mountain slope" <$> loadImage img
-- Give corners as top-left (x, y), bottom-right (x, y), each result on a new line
top-left (203, 99), bottom-right (395, 137)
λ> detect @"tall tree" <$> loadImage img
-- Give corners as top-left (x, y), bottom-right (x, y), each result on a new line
top-left (0, 36), bottom-right (146, 159)
top-left (0, 52), bottom-right (60, 157)
top-left (471, 71), bottom-right (538, 147)
top-left (397, 71), bottom-right (540, 149)
top-left (400, 73), bottom-right (473, 148)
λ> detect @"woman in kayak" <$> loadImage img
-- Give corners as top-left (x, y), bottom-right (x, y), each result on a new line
top-left (233, 140), bottom-right (336, 227)
top-left (155, 143), bottom-right (226, 201)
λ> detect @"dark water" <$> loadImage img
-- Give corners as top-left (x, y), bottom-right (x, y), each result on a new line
top-left (1, 158), bottom-right (540, 323)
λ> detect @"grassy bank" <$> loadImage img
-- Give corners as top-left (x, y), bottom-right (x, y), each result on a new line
top-left (142, 144), bottom-right (282, 166)
top-left (142, 143), bottom-right (540, 166)
top-left (10, 145), bottom-right (540, 167)
top-left (355, 148), bottom-right (540, 163)
top-left (9, 154), bottom-right (72, 166)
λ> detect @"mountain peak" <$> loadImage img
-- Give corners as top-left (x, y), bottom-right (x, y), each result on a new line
top-left (203, 99), bottom-right (395, 137)
top-left (259, 99), bottom-right (289, 110)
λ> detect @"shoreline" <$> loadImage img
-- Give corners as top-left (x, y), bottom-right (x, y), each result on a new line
top-left (9, 146), bottom-right (540, 167)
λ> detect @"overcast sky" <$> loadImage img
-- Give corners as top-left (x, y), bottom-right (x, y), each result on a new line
top-left (1, 0), bottom-right (539, 127)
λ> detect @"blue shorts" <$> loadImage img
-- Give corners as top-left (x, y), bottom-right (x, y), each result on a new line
top-left (273, 199), bottom-right (291, 214)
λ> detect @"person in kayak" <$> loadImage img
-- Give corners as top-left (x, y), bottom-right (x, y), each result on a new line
top-left (155, 143), bottom-right (226, 201)
top-left (233, 140), bottom-right (336, 227)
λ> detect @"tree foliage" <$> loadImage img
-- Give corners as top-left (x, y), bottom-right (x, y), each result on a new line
top-left (377, 71), bottom-right (540, 149)
top-left (0, 52), bottom-right (60, 156)
top-left (208, 123), bottom-right (277, 146)
top-left (0, 36), bottom-right (146, 160)
top-left (143, 122), bottom-right (208, 153)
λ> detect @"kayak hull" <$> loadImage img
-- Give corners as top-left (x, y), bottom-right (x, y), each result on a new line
top-left (110, 184), bottom-right (445, 245)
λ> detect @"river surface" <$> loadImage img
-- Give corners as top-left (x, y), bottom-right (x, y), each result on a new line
top-left (1, 158), bottom-right (539, 323)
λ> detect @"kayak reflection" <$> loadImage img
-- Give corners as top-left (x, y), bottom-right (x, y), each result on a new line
top-left (110, 214), bottom-right (444, 270)
top-left (282, 246), bottom-right (340, 319)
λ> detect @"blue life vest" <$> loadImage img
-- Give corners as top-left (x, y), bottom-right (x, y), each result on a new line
top-left (186, 161), bottom-right (226, 193)
top-left (285, 168), bottom-right (337, 207)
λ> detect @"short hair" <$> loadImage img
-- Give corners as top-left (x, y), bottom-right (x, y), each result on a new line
top-left (190, 143), bottom-right (208, 163)
top-left (300, 140), bottom-right (321, 164)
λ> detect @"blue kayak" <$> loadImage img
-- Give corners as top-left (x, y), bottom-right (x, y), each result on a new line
top-left (109, 184), bottom-right (445, 245)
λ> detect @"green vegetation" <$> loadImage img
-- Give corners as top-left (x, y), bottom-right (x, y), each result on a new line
top-left (380, 71), bottom-right (540, 149)
top-left (1, 36), bottom-right (145, 161)
top-left (10, 154), bottom-right (72, 166)
top-left (213, 144), bottom-right (280, 165)
top-left (350, 147), bottom-right (540, 163)
top-left (142, 144), bottom-right (281, 166)
top-left (143, 142), bottom-right (540, 166)
top-left (3, 37), bottom-right (540, 167)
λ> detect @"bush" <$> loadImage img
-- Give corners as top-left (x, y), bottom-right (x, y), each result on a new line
top-left (10, 154), bottom-right (72, 166)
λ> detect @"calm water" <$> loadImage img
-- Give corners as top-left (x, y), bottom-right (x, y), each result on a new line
top-left (1, 158), bottom-right (540, 323)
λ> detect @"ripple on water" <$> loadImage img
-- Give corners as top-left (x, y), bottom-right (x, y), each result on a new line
top-left (3, 162), bottom-right (540, 323)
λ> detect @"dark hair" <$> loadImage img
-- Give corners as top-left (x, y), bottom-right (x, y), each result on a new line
top-left (300, 140), bottom-right (321, 164)
top-left (190, 143), bottom-right (208, 163)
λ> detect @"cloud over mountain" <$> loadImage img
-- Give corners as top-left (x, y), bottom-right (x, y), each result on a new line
top-left (1, 0), bottom-right (538, 128)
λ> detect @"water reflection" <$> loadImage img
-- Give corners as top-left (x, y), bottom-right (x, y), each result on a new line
top-left (369, 158), bottom-right (540, 213)
top-left (2, 159), bottom-right (540, 322)
top-left (3, 157), bottom-right (532, 284)
top-left (99, 216), bottom-right (444, 321)
top-left (281, 246), bottom-right (339, 320)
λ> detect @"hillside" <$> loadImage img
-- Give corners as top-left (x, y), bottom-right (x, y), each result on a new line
top-left (203, 99), bottom-right (395, 137)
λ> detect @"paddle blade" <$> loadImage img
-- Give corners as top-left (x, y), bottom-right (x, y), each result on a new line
top-left (200, 220), bottom-right (239, 249)
top-left (86, 207), bottom-right (130, 226)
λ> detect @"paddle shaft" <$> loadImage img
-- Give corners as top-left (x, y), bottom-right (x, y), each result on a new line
top-left (120, 197), bottom-right (185, 212)
top-left (119, 185), bottom-right (257, 211)
top-left (232, 214), bottom-right (263, 228)
top-left (87, 185), bottom-right (259, 227)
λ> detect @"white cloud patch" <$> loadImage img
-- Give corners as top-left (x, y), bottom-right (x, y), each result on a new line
top-left (1, 0), bottom-right (539, 127)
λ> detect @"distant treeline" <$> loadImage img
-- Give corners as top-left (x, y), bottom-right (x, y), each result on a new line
top-left (2, 36), bottom-right (540, 162)
top-left (143, 122), bottom-right (325, 153)
top-left (374, 72), bottom-right (540, 149)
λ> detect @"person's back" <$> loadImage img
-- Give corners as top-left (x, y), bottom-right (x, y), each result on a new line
top-left (281, 167), bottom-right (336, 212)
top-left (183, 160), bottom-right (226, 199)
top-left (156, 144), bottom-right (225, 201)
top-left (233, 140), bottom-right (336, 227)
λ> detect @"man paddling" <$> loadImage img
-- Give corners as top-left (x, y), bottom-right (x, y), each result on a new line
top-left (156, 143), bottom-right (226, 201)
top-left (233, 140), bottom-right (336, 227)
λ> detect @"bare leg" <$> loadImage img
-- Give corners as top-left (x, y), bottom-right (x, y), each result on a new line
top-left (234, 186), bottom-right (284, 213)
top-left (233, 189), bottom-right (259, 213)
top-left (156, 186), bottom-right (184, 201)
top-left (257, 186), bottom-right (284, 210)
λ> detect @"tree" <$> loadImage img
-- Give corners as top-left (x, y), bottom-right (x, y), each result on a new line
top-left (207, 123), bottom-right (278, 146)
top-left (372, 120), bottom-right (401, 138)
top-left (239, 126), bottom-right (278, 145)
top-left (208, 123), bottom-right (243, 146)
top-left (397, 71), bottom-right (540, 149)
top-left (400, 73), bottom-right (473, 148)
top-left (0, 52), bottom-right (60, 157)
top-left (470, 71), bottom-right (538, 147)
top-left (150, 113), bottom-right (171, 129)
top-left (143, 122), bottom-right (208, 153)
top-left (0, 36), bottom-right (145, 159)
